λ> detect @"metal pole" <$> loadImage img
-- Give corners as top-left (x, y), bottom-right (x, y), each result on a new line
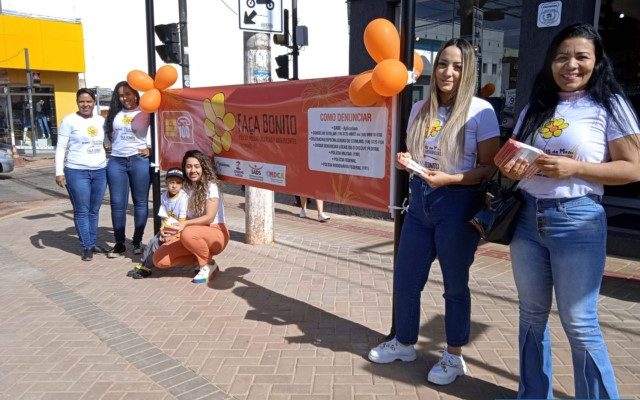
top-left (387, 0), bottom-right (416, 341)
top-left (291, 0), bottom-right (298, 80)
top-left (24, 48), bottom-right (36, 157)
top-left (145, 0), bottom-right (162, 234)
top-left (178, 0), bottom-right (190, 87)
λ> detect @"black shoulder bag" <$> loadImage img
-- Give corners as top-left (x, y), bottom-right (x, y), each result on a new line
top-left (469, 171), bottom-right (522, 245)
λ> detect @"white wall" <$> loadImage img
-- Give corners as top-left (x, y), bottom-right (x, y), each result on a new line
top-left (1, 0), bottom-right (350, 89)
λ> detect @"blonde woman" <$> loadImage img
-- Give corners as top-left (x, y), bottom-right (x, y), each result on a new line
top-left (368, 38), bottom-right (500, 385)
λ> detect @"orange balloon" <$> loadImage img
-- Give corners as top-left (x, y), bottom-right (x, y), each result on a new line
top-left (480, 83), bottom-right (496, 98)
top-left (371, 59), bottom-right (408, 97)
top-left (139, 88), bottom-right (161, 113)
top-left (127, 70), bottom-right (154, 92)
top-left (364, 18), bottom-right (400, 63)
top-left (154, 65), bottom-right (178, 90)
top-left (349, 70), bottom-right (383, 107)
top-left (413, 52), bottom-right (424, 76)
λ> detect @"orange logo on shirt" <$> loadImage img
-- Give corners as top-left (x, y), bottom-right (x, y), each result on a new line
top-left (87, 126), bottom-right (98, 137)
top-left (122, 115), bottom-right (134, 125)
top-left (539, 118), bottom-right (569, 139)
top-left (427, 119), bottom-right (442, 137)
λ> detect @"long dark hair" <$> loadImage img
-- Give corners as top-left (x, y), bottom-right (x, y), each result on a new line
top-left (181, 150), bottom-right (221, 218)
top-left (103, 81), bottom-right (140, 142)
top-left (517, 23), bottom-right (637, 143)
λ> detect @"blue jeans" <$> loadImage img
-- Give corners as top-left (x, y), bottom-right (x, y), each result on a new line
top-left (394, 177), bottom-right (481, 346)
top-left (510, 192), bottom-right (618, 399)
top-left (106, 155), bottom-right (150, 245)
top-left (64, 167), bottom-right (107, 250)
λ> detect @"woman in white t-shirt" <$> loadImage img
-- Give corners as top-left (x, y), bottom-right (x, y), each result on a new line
top-left (152, 150), bottom-right (229, 284)
top-left (103, 81), bottom-right (151, 258)
top-left (55, 89), bottom-right (108, 262)
top-left (368, 38), bottom-right (500, 385)
top-left (499, 24), bottom-right (640, 399)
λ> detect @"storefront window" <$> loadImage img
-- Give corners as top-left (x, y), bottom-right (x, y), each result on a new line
top-left (0, 85), bottom-right (56, 149)
top-left (414, 0), bottom-right (522, 137)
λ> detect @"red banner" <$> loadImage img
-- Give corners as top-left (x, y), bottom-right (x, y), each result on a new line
top-left (157, 76), bottom-right (393, 212)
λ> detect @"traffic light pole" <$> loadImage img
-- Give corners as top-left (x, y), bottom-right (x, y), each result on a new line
top-left (291, 0), bottom-right (298, 80)
top-left (178, 0), bottom-right (190, 87)
top-left (145, 0), bottom-right (162, 234)
top-left (387, 0), bottom-right (416, 341)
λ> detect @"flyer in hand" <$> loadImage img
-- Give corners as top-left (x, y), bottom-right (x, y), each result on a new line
top-left (398, 156), bottom-right (427, 175)
top-left (494, 139), bottom-right (545, 177)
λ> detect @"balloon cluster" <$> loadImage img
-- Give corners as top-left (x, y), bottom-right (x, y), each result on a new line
top-left (126, 65), bottom-right (178, 113)
top-left (349, 19), bottom-right (424, 107)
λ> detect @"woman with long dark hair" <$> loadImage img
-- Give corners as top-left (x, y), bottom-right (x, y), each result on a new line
top-left (499, 23), bottom-right (640, 398)
top-left (152, 150), bottom-right (229, 283)
top-left (368, 38), bottom-right (500, 385)
top-left (104, 81), bottom-right (151, 258)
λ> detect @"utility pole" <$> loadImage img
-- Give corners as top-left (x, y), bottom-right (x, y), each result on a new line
top-left (387, 0), bottom-right (416, 340)
top-left (24, 48), bottom-right (36, 157)
top-left (178, 0), bottom-right (190, 87)
top-left (145, 0), bottom-right (162, 233)
top-left (243, 32), bottom-right (274, 244)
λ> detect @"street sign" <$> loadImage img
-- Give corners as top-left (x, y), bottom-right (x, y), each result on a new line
top-left (238, 0), bottom-right (283, 33)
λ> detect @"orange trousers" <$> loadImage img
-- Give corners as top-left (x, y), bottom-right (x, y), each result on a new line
top-left (153, 223), bottom-right (229, 268)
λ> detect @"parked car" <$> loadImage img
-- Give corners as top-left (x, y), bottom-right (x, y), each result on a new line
top-left (0, 143), bottom-right (15, 173)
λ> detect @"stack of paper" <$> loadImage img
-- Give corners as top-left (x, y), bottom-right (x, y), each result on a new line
top-left (494, 139), bottom-right (545, 177)
top-left (397, 156), bottom-right (427, 175)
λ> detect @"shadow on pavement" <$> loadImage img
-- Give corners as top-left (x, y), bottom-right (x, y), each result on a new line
top-left (210, 266), bottom-right (385, 354)
top-left (600, 276), bottom-right (640, 302)
top-left (209, 267), bottom-right (519, 399)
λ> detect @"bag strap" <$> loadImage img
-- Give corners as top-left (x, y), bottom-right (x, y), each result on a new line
top-left (485, 168), bottom-right (519, 191)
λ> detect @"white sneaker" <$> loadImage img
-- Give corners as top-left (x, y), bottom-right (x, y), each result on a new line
top-left (368, 338), bottom-right (416, 364)
top-left (192, 265), bottom-right (210, 284)
top-left (299, 209), bottom-right (307, 218)
top-left (318, 212), bottom-right (331, 222)
top-left (427, 350), bottom-right (468, 385)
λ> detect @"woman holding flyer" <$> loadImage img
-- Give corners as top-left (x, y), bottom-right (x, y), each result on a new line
top-left (499, 23), bottom-right (640, 399)
top-left (368, 38), bottom-right (500, 385)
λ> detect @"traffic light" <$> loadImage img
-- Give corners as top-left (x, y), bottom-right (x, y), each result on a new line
top-left (155, 23), bottom-right (181, 64)
top-left (275, 54), bottom-right (289, 80)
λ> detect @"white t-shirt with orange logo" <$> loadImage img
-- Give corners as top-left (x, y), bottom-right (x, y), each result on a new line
top-left (108, 108), bottom-right (150, 157)
top-left (55, 112), bottom-right (106, 175)
top-left (408, 96), bottom-right (500, 174)
top-left (515, 92), bottom-right (640, 198)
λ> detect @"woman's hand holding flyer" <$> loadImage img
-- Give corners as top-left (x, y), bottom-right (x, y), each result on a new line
top-left (494, 139), bottom-right (545, 178)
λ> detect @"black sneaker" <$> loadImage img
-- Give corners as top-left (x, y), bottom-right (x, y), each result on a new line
top-left (107, 243), bottom-right (126, 258)
top-left (82, 248), bottom-right (93, 261)
top-left (132, 243), bottom-right (143, 255)
top-left (129, 264), bottom-right (152, 279)
top-left (92, 245), bottom-right (109, 254)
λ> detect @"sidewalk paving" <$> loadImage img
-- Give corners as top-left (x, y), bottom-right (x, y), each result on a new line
top-left (1, 173), bottom-right (639, 399)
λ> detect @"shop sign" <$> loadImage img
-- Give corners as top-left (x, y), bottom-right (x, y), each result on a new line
top-left (537, 1), bottom-right (562, 28)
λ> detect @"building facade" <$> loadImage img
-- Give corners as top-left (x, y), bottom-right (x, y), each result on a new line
top-left (0, 13), bottom-right (85, 151)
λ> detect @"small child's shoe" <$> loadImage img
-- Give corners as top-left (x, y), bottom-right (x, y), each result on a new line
top-left (127, 264), bottom-right (152, 279)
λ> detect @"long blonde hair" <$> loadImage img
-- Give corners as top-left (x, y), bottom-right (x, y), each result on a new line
top-left (406, 38), bottom-right (477, 172)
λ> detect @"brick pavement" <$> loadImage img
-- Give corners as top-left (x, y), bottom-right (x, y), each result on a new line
top-left (1, 170), bottom-right (639, 399)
